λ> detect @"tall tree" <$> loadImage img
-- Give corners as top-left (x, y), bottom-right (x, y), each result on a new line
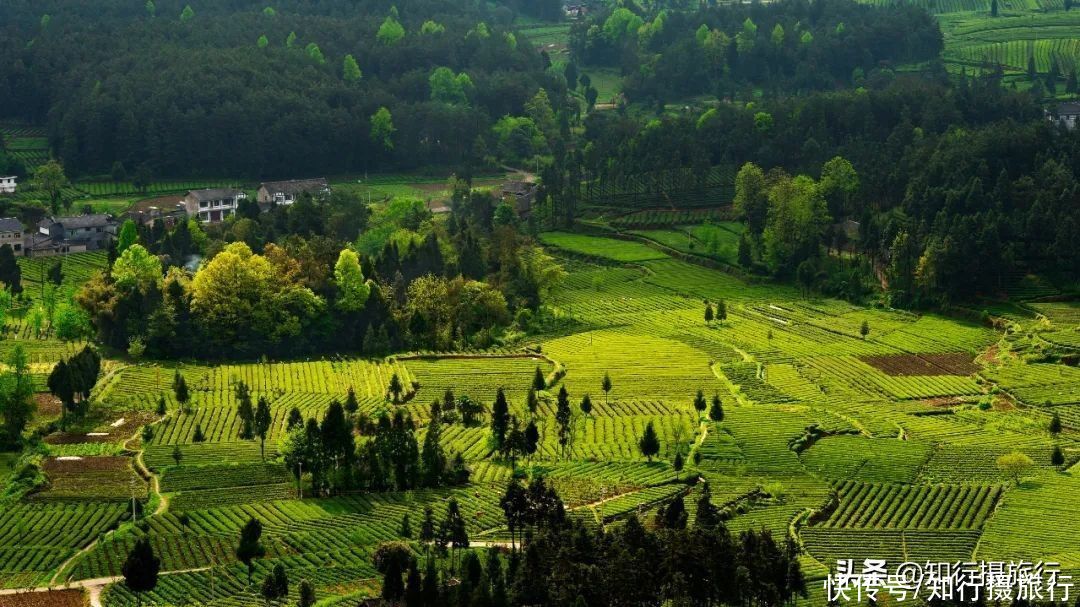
top-left (33, 160), bottom-right (68, 212)
top-left (639, 421), bottom-right (660, 461)
top-left (236, 380), bottom-right (255, 439)
top-left (254, 396), bottom-right (272, 461)
top-left (122, 538), bottom-right (160, 607)
top-left (236, 517), bottom-right (266, 584)
top-left (491, 387), bottom-right (510, 450)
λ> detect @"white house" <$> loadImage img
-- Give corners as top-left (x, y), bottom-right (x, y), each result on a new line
top-left (0, 176), bottom-right (16, 195)
top-left (1047, 101), bottom-right (1080, 130)
top-left (256, 178), bottom-right (330, 209)
top-left (183, 188), bottom-right (247, 223)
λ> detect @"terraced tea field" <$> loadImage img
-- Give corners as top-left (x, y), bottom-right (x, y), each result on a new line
top-left (0, 230), bottom-right (1075, 606)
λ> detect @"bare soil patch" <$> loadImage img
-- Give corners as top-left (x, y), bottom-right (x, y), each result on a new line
top-left (0, 590), bottom-right (86, 607)
top-left (861, 353), bottom-right (979, 376)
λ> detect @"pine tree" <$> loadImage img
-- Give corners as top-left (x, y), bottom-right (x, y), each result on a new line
top-left (705, 302), bottom-right (714, 325)
top-left (491, 387), bottom-right (510, 449)
top-left (860, 320), bottom-right (870, 339)
top-left (122, 538), bottom-right (160, 607)
top-left (156, 396), bottom-right (166, 416)
top-left (693, 389), bottom-right (707, 413)
top-left (236, 517), bottom-right (265, 584)
top-left (1052, 445), bottom-right (1066, 466)
top-left (673, 451), bottom-right (684, 480)
top-left (173, 371), bottom-right (189, 411)
top-left (579, 393), bottom-right (592, 416)
top-left (555, 386), bottom-right (573, 458)
top-left (420, 402), bottom-right (446, 487)
top-left (404, 563), bottom-right (423, 607)
top-left (524, 420), bottom-right (539, 461)
top-left (709, 393), bottom-right (725, 422)
top-left (716, 299), bottom-right (727, 324)
top-left (236, 381), bottom-right (254, 439)
top-left (639, 421), bottom-right (660, 461)
top-left (526, 387), bottom-right (539, 418)
top-left (401, 512), bottom-right (412, 538)
top-left (254, 396), bottom-right (272, 461)
top-left (695, 482), bottom-right (721, 529)
top-left (532, 366), bottom-right (546, 391)
top-left (297, 580), bottom-right (315, 607)
top-left (602, 372), bottom-right (612, 403)
top-left (344, 387), bottom-right (359, 415)
top-left (287, 407), bottom-right (303, 430)
top-left (388, 372), bottom-right (404, 402)
top-left (1050, 412), bottom-right (1063, 436)
top-left (192, 424), bottom-right (204, 442)
top-left (172, 445), bottom-right (183, 466)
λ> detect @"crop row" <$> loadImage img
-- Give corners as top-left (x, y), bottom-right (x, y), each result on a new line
top-left (160, 463), bottom-right (291, 492)
top-left (610, 207), bottom-right (735, 228)
top-left (822, 481), bottom-right (1002, 530)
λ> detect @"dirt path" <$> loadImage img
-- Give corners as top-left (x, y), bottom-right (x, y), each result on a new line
top-left (2, 567), bottom-right (211, 607)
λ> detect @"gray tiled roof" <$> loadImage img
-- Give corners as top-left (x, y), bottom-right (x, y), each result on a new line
top-left (187, 188), bottom-right (244, 202)
top-left (0, 217), bottom-right (22, 233)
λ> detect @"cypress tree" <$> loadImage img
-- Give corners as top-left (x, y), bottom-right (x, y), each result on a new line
top-left (491, 387), bottom-right (510, 449)
top-left (639, 421), bottom-right (660, 461)
top-left (122, 538), bottom-right (160, 607)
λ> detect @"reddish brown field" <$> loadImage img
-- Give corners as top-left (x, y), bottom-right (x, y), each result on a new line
top-left (861, 353), bottom-right (979, 376)
top-left (41, 456), bottom-right (131, 475)
top-left (0, 589), bottom-right (85, 607)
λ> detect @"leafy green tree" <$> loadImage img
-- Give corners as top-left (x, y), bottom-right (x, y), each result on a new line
top-left (1, 345), bottom-right (35, 441)
top-left (996, 451), bottom-right (1034, 486)
top-left (1050, 411), bottom-right (1063, 436)
top-left (306, 43), bottom-right (325, 64)
top-left (145, 0), bottom-right (156, 17)
top-left (695, 482), bottom-right (720, 529)
top-left (420, 20), bottom-right (445, 35)
top-left (1052, 445), bottom-right (1065, 466)
top-left (639, 421), bottom-right (660, 461)
top-left (257, 35), bottom-right (269, 49)
top-left (286, 31), bottom-right (297, 48)
top-left (122, 538), bottom-right (160, 607)
top-left (333, 249), bottom-right (370, 312)
top-left (860, 320), bottom-right (870, 339)
top-left (179, 5), bottom-right (194, 22)
top-left (602, 372), bottom-right (612, 403)
top-left (377, 14), bottom-right (406, 45)
top-left (370, 107), bottom-right (395, 150)
top-left (704, 302), bottom-right (714, 325)
top-left (673, 450), bottom-right (684, 480)
top-left (343, 54), bottom-right (362, 82)
top-left (734, 163), bottom-right (769, 237)
top-left (533, 366), bottom-right (546, 391)
top-left (34, 160), bottom-right (68, 213)
top-left (112, 245), bottom-right (162, 292)
top-left (117, 220), bottom-right (138, 255)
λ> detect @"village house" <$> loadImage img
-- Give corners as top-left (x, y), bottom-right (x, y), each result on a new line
top-left (0, 218), bottom-right (23, 253)
top-left (0, 176), bottom-right (16, 195)
top-left (183, 188), bottom-right (247, 223)
top-left (501, 180), bottom-right (539, 217)
top-left (256, 178), bottom-right (330, 209)
top-left (27, 214), bottom-right (118, 257)
top-left (1047, 101), bottom-right (1080, 130)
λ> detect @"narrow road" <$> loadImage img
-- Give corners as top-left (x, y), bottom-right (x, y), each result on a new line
top-left (0, 567), bottom-right (211, 607)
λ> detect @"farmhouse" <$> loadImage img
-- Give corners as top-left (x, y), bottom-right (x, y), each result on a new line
top-left (256, 178), bottom-right (330, 209)
top-left (28, 214), bottom-right (118, 257)
top-left (1047, 101), bottom-right (1080, 130)
top-left (183, 188), bottom-right (247, 223)
top-left (0, 176), bottom-right (15, 195)
top-left (0, 218), bottom-right (22, 252)
top-left (501, 180), bottom-right (539, 217)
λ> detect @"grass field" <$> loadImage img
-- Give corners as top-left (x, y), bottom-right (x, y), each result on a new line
top-left (0, 229), bottom-right (1075, 604)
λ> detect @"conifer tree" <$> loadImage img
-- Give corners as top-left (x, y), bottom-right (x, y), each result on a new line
top-left (639, 421), bottom-right (660, 461)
